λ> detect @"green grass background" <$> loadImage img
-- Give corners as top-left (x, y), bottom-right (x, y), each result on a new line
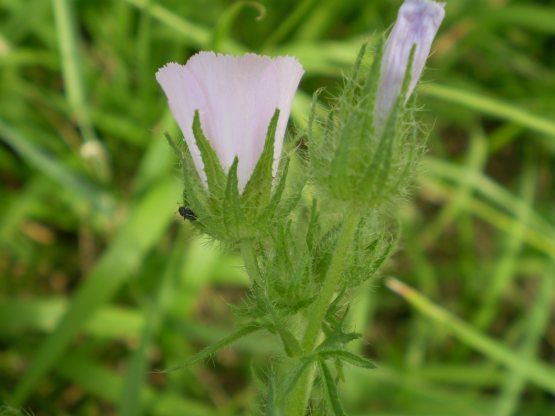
top-left (1, 0), bottom-right (554, 414)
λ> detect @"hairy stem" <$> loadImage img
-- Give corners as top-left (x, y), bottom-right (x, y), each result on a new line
top-left (239, 239), bottom-right (261, 281)
top-left (302, 207), bottom-right (361, 351)
top-left (287, 207), bottom-right (361, 415)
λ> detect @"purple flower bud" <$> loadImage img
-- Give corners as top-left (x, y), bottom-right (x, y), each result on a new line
top-left (156, 52), bottom-right (304, 191)
top-left (374, 0), bottom-right (445, 129)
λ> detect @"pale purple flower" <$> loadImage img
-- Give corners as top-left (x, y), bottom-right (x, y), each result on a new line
top-left (156, 52), bottom-right (304, 191)
top-left (374, 0), bottom-right (445, 129)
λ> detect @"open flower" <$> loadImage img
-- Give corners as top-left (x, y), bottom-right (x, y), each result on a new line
top-left (156, 52), bottom-right (304, 191)
top-left (374, 0), bottom-right (445, 129)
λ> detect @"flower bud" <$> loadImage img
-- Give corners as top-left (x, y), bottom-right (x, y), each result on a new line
top-left (310, 0), bottom-right (444, 209)
top-left (375, 0), bottom-right (445, 131)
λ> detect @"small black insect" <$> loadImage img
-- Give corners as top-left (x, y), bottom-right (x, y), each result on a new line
top-left (178, 206), bottom-right (197, 221)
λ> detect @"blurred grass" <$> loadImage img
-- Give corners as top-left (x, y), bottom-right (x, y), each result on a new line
top-left (1, 0), bottom-right (554, 415)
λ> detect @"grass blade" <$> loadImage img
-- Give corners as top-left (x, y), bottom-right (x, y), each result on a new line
top-left (420, 84), bottom-right (555, 142)
top-left (0, 119), bottom-right (114, 213)
top-left (386, 277), bottom-right (555, 395)
top-left (11, 178), bottom-right (179, 405)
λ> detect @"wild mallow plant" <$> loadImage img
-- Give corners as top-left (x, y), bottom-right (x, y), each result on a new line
top-left (156, 0), bottom-right (445, 414)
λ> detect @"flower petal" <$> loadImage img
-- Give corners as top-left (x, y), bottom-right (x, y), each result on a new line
top-left (156, 62), bottom-right (207, 183)
top-left (374, 0), bottom-right (445, 128)
top-left (156, 52), bottom-right (304, 191)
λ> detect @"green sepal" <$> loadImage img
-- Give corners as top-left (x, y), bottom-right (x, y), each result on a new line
top-left (319, 360), bottom-right (347, 416)
top-left (272, 158), bottom-right (306, 222)
top-left (165, 132), bottom-right (211, 228)
top-left (359, 46), bottom-right (416, 201)
top-left (164, 131), bottom-right (187, 169)
top-left (326, 42), bottom-right (375, 196)
top-left (383, 114), bottom-right (422, 199)
top-left (362, 106), bottom-right (397, 197)
top-left (344, 42), bottom-right (368, 104)
top-left (260, 156), bottom-right (289, 223)
top-left (223, 157), bottom-right (243, 236)
top-left (307, 88), bottom-right (325, 143)
top-left (192, 110), bottom-right (226, 195)
top-left (329, 112), bottom-right (358, 195)
top-left (363, 37), bottom-right (385, 130)
top-left (242, 109), bottom-right (280, 207)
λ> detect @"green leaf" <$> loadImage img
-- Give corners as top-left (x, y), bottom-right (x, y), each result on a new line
top-left (242, 109), bottom-right (280, 206)
top-left (318, 349), bottom-right (376, 369)
top-left (192, 110), bottom-right (226, 194)
top-left (156, 323), bottom-right (262, 373)
top-left (223, 157), bottom-right (243, 236)
top-left (319, 360), bottom-right (347, 416)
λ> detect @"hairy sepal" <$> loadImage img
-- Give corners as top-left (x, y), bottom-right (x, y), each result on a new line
top-left (165, 132), bottom-right (216, 233)
top-left (223, 157), bottom-right (243, 237)
top-left (310, 40), bottom-right (424, 208)
top-left (192, 110), bottom-right (227, 197)
top-left (242, 109), bottom-right (280, 209)
top-left (171, 111), bottom-right (301, 244)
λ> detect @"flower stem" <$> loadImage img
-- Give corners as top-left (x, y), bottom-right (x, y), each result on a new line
top-left (287, 207), bottom-right (361, 415)
top-left (302, 206), bottom-right (361, 351)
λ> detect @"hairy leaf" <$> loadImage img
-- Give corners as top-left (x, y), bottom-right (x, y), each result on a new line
top-left (154, 323), bottom-right (261, 373)
top-left (319, 360), bottom-right (347, 416)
